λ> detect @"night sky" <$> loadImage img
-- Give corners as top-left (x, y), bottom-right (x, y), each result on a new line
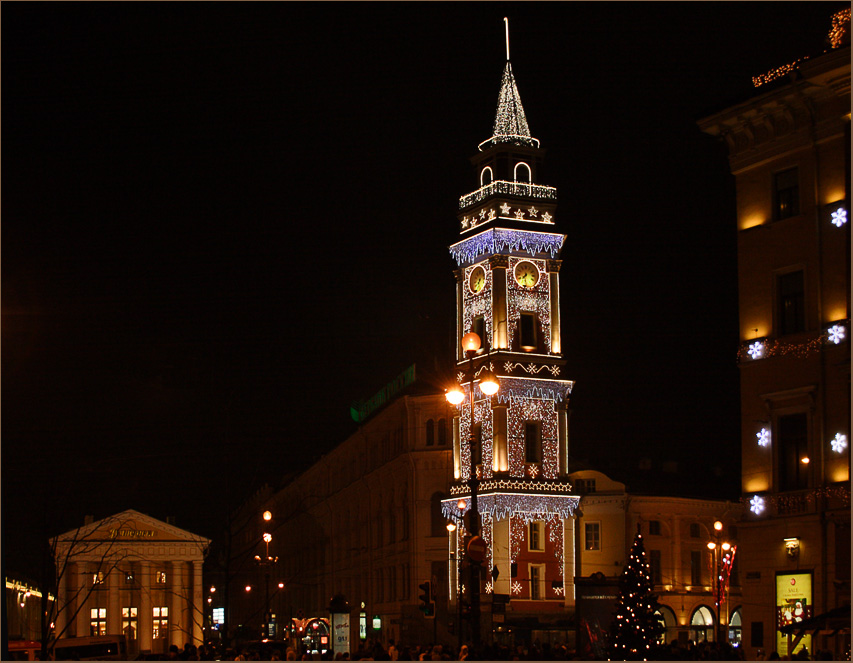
top-left (3, 2), bottom-right (844, 578)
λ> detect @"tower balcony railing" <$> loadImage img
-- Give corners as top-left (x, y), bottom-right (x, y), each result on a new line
top-left (459, 180), bottom-right (557, 210)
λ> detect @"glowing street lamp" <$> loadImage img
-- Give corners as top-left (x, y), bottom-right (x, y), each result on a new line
top-left (445, 331), bottom-right (499, 646)
top-left (708, 521), bottom-right (736, 644)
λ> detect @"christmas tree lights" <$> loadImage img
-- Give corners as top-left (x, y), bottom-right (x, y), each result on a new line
top-left (477, 61), bottom-right (539, 151)
top-left (609, 532), bottom-right (663, 659)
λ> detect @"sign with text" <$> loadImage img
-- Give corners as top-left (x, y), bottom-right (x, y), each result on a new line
top-left (776, 571), bottom-right (812, 657)
top-left (351, 364), bottom-right (416, 422)
top-left (331, 612), bottom-right (350, 655)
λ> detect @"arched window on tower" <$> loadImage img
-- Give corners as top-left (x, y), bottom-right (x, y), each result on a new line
top-left (426, 419), bottom-right (435, 446)
top-left (481, 166), bottom-right (494, 187)
top-left (438, 418), bottom-right (447, 445)
top-left (514, 162), bottom-right (531, 183)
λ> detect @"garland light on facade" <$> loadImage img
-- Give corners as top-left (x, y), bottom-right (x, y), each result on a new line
top-left (757, 428), bottom-right (771, 448)
top-left (749, 495), bottom-right (766, 515)
top-left (827, 324), bottom-right (846, 345)
top-left (449, 228), bottom-right (565, 266)
top-left (831, 433), bottom-right (848, 453)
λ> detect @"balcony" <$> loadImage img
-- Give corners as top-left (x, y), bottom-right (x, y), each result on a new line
top-left (459, 180), bottom-right (557, 210)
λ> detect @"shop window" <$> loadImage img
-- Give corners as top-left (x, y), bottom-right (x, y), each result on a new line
top-left (426, 419), bottom-right (435, 446)
top-left (90, 608), bottom-right (107, 636)
top-left (778, 412), bottom-right (809, 491)
top-left (438, 418), bottom-right (447, 446)
top-left (777, 270), bottom-right (805, 336)
top-left (528, 521), bottom-right (545, 552)
top-left (153, 607), bottom-right (169, 639)
top-left (524, 422), bottom-right (541, 464)
top-left (529, 564), bottom-right (545, 600)
top-left (585, 522), bottom-right (600, 551)
top-left (690, 606), bottom-right (715, 643)
top-left (774, 168), bottom-right (799, 220)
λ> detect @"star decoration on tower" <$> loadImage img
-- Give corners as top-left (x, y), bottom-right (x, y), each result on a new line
top-left (479, 209), bottom-right (487, 219)
top-left (528, 207), bottom-right (538, 217)
top-left (488, 208), bottom-right (496, 220)
top-left (514, 209), bottom-right (525, 220)
top-left (461, 216), bottom-right (469, 228)
top-left (500, 202), bottom-right (511, 215)
top-left (541, 212), bottom-right (552, 223)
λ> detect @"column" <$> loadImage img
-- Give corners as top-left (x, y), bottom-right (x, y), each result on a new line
top-left (557, 406), bottom-right (570, 476)
top-left (492, 517), bottom-right (511, 596)
top-left (492, 404), bottom-right (508, 473)
top-left (452, 417), bottom-right (461, 479)
top-left (192, 561), bottom-right (204, 646)
top-left (492, 259), bottom-right (508, 349)
top-left (55, 565), bottom-right (68, 638)
top-left (138, 561), bottom-right (152, 653)
top-left (76, 563), bottom-right (90, 637)
top-left (455, 271), bottom-right (463, 359)
top-left (563, 517), bottom-right (575, 606)
top-left (170, 561), bottom-right (184, 649)
top-left (108, 567), bottom-right (121, 635)
top-left (548, 266), bottom-right (561, 354)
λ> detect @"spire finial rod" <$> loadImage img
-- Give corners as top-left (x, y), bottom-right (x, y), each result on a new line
top-left (504, 17), bottom-right (510, 61)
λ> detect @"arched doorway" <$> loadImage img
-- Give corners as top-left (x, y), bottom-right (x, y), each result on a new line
top-left (690, 605), bottom-right (715, 643)
top-left (654, 605), bottom-right (678, 645)
top-left (728, 606), bottom-right (743, 646)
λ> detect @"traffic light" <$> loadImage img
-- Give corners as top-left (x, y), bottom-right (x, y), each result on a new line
top-left (418, 581), bottom-right (434, 618)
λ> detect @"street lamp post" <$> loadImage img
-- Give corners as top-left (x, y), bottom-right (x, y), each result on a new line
top-left (707, 521), bottom-right (736, 645)
top-left (256, 517), bottom-right (279, 640)
top-left (446, 332), bottom-right (499, 649)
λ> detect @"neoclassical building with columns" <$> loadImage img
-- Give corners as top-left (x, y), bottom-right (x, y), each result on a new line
top-left (51, 509), bottom-right (210, 657)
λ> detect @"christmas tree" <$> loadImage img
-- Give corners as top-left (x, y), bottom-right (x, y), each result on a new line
top-left (609, 529), bottom-right (663, 660)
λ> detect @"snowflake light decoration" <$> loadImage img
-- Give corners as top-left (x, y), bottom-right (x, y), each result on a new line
top-left (831, 207), bottom-right (848, 227)
top-left (756, 428), bottom-right (771, 448)
top-left (828, 325), bottom-right (846, 345)
top-left (831, 433), bottom-right (848, 453)
top-left (511, 580), bottom-right (522, 594)
top-left (485, 582), bottom-right (493, 594)
top-left (748, 341), bottom-right (765, 360)
top-left (749, 495), bottom-right (766, 515)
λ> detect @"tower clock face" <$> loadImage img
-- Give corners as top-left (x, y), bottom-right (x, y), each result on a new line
top-left (469, 266), bottom-right (486, 294)
top-left (514, 261), bottom-right (539, 288)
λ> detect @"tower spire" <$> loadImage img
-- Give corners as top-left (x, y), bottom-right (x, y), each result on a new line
top-left (479, 20), bottom-right (539, 151)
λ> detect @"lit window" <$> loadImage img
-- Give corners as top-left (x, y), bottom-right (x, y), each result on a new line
top-left (584, 522), bottom-right (600, 551)
top-left (90, 608), bottom-right (107, 636)
top-left (529, 564), bottom-right (545, 600)
top-left (156, 571), bottom-right (167, 585)
top-left (122, 607), bottom-right (138, 641)
top-left (778, 413), bottom-right (808, 491)
top-left (92, 572), bottom-right (105, 585)
top-left (519, 313), bottom-right (537, 352)
top-left (528, 521), bottom-right (545, 552)
top-left (152, 606), bottom-right (169, 639)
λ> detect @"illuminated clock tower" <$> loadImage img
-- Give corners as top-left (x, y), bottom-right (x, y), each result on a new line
top-left (442, 51), bottom-right (580, 632)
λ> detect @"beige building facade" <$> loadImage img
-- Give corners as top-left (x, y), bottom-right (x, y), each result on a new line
top-left (699, 11), bottom-right (850, 660)
top-left (51, 509), bottom-right (210, 657)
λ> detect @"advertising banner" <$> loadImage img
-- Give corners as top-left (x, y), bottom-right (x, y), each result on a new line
top-left (331, 613), bottom-right (350, 655)
top-left (776, 571), bottom-right (812, 657)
